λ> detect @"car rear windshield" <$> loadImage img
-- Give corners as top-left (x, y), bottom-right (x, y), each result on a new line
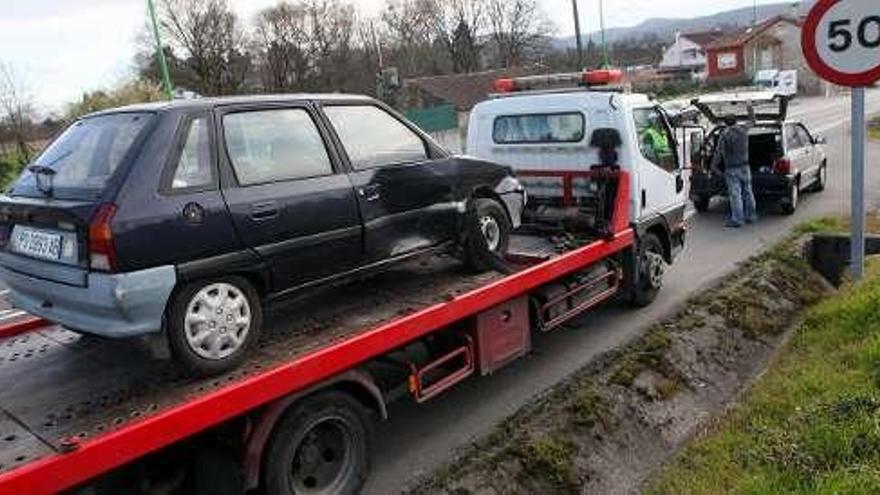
top-left (492, 112), bottom-right (585, 144)
top-left (11, 112), bottom-right (155, 199)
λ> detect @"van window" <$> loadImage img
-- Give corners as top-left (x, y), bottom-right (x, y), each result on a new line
top-left (492, 113), bottom-right (584, 144)
top-left (12, 112), bottom-right (155, 198)
top-left (223, 108), bottom-right (333, 185)
top-left (324, 105), bottom-right (427, 170)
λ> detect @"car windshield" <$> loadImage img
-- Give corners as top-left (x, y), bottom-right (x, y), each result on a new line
top-left (11, 112), bottom-right (155, 199)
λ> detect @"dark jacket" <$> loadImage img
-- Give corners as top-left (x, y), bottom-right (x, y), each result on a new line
top-left (711, 124), bottom-right (750, 171)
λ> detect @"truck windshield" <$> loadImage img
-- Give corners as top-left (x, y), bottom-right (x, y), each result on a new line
top-left (11, 112), bottom-right (155, 199)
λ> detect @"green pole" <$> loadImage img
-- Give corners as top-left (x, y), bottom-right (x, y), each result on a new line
top-left (599, 0), bottom-right (609, 68)
top-left (147, 0), bottom-right (174, 100)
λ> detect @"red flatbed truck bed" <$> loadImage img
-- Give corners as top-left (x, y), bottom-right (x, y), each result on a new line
top-left (0, 171), bottom-right (637, 495)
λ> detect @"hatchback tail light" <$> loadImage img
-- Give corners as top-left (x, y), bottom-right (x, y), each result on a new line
top-left (89, 203), bottom-right (118, 272)
top-left (774, 157), bottom-right (792, 175)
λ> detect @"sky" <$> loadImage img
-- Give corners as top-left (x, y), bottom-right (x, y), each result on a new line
top-left (0, 0), bottom-right (789, 115)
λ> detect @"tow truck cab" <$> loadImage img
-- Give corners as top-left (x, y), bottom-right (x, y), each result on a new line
top-left (466, 70), bottom-right (688, 266)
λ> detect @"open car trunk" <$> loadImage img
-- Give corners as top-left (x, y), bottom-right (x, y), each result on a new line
top-left (748, 128), bottom-right (783, 174)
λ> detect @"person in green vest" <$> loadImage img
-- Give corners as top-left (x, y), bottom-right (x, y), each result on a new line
top-left (639, 114), bottom-right (673, 165)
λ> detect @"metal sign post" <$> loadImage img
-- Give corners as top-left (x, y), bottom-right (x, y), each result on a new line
top-left (802, 0), bottom-right (880, 280)
top-left (852, 86), bottom-right (866, 279)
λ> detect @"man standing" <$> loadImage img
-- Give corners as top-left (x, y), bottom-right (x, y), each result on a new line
top-left (712, 116), bottom-right (757, 227)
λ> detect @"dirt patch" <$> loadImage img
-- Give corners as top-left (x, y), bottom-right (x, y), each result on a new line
top-left (411, 239), bottom-right (833, 495)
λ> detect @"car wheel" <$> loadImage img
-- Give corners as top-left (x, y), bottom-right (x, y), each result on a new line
top-left (263, 391), bottom-right (373, 495)
top-left (693, 195), bottom-right (711, 212)
top-left (166, 276), bottom-right (262, 376)
top-left (811, 163), bottom-right (827, 192)
top-left (781, 181), bottom-right (798, 215)
top-left (629, 233), bottom-right (665, 308)
top-left (463, 198), bottom-right (513, 273)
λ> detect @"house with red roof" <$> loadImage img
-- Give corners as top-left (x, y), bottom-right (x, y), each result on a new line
top-left (705, 15), bottom-right (821, 94)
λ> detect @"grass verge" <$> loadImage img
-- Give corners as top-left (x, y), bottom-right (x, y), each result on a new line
top-left (870, 118), bottom-right (880, 142)
top-left (647, 259), bottom-right (880, 494)
top-left (414, 220), bottom-right (836, 494)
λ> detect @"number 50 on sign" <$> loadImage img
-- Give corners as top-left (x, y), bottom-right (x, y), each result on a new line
top-left (803, 0), bottom-right (880, 87)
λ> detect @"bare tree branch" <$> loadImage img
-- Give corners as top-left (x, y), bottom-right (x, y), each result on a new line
top-left (0, 62), bottom-right (35, 164)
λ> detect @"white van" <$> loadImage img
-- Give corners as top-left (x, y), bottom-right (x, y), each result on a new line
top-left (466, 70), bottom-right (689, 260)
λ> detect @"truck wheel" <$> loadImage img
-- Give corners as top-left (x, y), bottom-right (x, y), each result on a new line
top-left (693, 195), bottom-right (711, 212)
top-left (166, 276), bottom-right (262, 376)
top-left (629, 233), bottom-right (665, 307)
top-left (463, 198), bottom-right (513, 273)
top-left (781, 182), bottom-right (798, 215)
top-left (263, 391), bottom-right (373, 495)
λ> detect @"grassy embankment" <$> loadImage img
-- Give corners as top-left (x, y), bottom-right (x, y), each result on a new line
top-left (870, 117), bottom-right (880, 141)
top-left (649, 219), bottom-right (880, 494)
top-left (416, 218), bottom-right (842, 494)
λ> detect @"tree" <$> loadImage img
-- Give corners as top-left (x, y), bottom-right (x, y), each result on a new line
top-left (381, 0), bottom-right (448, 75)
top-left (157, 0), bottom-right (250, 95)
top-left (254, 2), bottom-right (310, 92)
top-left (0, 62), bottom-right (35, 165)
top-left (66, 79), bottom-right (165, 121)
top-left (253, 0), bottom-right (364, 93)
top-left (487, 0), bottom-right (553, 67)
top-left (429, 0), bottom-right (485, 73)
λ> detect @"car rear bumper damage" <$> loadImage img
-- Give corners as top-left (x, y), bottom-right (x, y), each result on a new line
top-left (0, 259), bottom-right (176, 338)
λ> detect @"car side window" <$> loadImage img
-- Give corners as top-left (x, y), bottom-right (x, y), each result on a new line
top-left (323, 105), bottom-right (427, 170)
top-left (796, 125), bottom-right (813, 146)
top-left (633, 107), bottom-right (677, 172)
top-left (785, 125), bottom-right (803, 150)
top-left (223, 108), bottom-right (333, 186)
top-left (170, 116), bottom-right (213, 190)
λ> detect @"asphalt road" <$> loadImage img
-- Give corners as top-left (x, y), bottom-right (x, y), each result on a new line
top-left (363, 89), bottom-right (880, 494)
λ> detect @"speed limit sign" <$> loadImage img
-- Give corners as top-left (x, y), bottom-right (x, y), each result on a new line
top-left (802, 0), bottom-right (880, 87)
top-left (802, 0), bottom-right (879, 280)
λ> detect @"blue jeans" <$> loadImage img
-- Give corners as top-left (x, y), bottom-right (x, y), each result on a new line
top-left (725, 166), bottom-right (757, 225)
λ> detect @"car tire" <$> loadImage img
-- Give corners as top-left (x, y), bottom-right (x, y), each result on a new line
top-left (263, 391), bottom-right (374, 495)
top-left (166, 276), bottom-right (262, 376)
top-left (781, 181), bottom-right (798, 215)
top-left (463, 198), bottom-right (513, 273)
top-left (811, 162), bottom-right (827, 192)
top-left (629, 233), bottom-right (665, 308)
top-left (693, 195), bottom-right (711, 212)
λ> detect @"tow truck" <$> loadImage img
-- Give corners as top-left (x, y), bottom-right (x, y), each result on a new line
top-left (0, 72), bottom-right (686, 495)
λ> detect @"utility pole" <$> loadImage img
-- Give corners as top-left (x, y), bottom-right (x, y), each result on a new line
top-left (147, 0), bottom-right (174, 100)
top-left (599, 0), bottom-right (610, 68)
top-left (571, 0), bottom-right (583, 69)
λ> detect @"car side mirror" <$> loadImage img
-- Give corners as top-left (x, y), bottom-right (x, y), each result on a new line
top-left (676, 173), bottom-right (685, 193)
top-left (814, 135), bottom-right (826, 145)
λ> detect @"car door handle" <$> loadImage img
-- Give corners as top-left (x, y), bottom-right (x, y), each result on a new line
top-left (358, 185), bottom-right (381, 202)
top-left (250, 201), bottom-right (279, 220)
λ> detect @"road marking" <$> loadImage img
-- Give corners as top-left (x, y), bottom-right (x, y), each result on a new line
top-left (0, 311), bottom-right (26, 322)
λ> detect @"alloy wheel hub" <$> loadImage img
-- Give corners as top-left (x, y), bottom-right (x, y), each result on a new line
top-left (184, 283), bottom-right (251, 360)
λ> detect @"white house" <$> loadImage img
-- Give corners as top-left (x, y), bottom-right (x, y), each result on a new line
top-left (659, 31), bottom-right (725, 78)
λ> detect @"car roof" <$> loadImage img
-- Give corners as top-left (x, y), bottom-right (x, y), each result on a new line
top-left (84, 93), bottom-right (375, 118)
top-left (472, 90), bottom-right (651, 114)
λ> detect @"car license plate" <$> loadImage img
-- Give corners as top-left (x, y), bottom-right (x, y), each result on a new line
top-left (12, 227), bottom-right (62, 261)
